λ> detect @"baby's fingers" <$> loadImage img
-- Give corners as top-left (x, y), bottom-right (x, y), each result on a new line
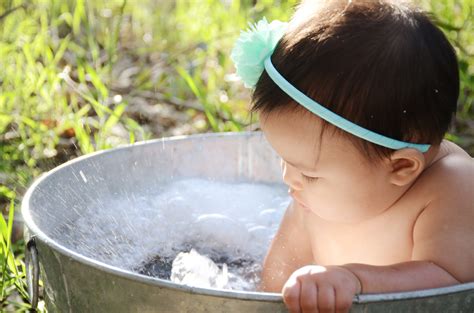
top-left (317, 285), bottom-right (335, 313)
top-left (282, 275), bottom-right (302, 313)
top-left (300, 279), bottom-right (318, 313)
top-left (334, 286), bottom-right (354, 313)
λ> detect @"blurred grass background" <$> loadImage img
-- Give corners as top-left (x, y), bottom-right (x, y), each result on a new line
top-left (0, 0), bottom-right (472, 310)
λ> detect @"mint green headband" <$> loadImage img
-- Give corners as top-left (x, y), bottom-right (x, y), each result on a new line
top-left (231, 18), bottom-right (430, 153)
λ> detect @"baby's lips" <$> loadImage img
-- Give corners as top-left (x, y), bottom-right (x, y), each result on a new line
top-left (296, 200), bottom-right (311, 211)
top-left (289, 191), bottom-right (310, 209)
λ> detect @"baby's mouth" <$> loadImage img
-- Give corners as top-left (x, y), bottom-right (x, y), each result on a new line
top-left (296, 199), bottom-right (310, 210)
top-left (289, 191), bottom-right (310, 210)
top-left (292, 195), bottom-right (309, 210)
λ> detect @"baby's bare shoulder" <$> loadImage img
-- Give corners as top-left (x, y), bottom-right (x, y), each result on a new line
top-left (422, 141), bottom-right (473, 200)
top-left (411, 142), bottom-right (473, 282)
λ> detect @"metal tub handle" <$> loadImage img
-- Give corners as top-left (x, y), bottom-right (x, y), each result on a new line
top-left (25, 236), bottom-right (39, 309)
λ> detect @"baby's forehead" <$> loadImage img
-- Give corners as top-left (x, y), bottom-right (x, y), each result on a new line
top-left (260, 110), bottom-right (325, 168)
top-left (260, 105), bottom-right (321, 126)
top-left (261, 108), bottom-right (326, 137)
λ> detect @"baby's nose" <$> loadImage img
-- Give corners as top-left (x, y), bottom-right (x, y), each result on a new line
top-left (282, 162), bottom-right (303, 190)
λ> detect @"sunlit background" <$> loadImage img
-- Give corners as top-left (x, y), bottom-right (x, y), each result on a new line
top-left (0, 0), bottom-right (472, 310)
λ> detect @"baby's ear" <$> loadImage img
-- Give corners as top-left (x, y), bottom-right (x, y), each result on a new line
top-left (387, 149), bottom-right (426, 186)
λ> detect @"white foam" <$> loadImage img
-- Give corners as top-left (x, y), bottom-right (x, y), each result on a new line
top-left (171, 249), bottom-right (229, 289)
top-left (170, 249), bottom-right (254, 290)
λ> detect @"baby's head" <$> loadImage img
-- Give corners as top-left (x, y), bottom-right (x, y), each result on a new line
top-left (236, 0), bottom-right (459, 222)
top-left (254, 0), bottom-right (459, 160)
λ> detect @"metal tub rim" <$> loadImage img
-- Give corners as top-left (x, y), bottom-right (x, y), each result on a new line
top-left (21, 131), bottom-right (474, 305)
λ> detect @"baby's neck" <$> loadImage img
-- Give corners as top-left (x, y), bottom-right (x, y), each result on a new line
top-left (423, 141), bottom-right (451, 170)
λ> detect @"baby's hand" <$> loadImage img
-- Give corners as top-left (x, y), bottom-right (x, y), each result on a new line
top-left (282, 265), bottom-right (361, 313)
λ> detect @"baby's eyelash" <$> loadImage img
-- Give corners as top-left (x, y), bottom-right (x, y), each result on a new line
top-left (302, 174), bottom-right (318, 183)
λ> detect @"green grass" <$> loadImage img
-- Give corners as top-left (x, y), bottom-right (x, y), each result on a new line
top-left (0, 201), bottom-right (32, 311)
top-left (0, 0), bottom-right (472, 310)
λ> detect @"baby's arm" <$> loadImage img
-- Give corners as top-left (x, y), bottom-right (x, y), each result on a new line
top-left (260, 201), bottom-right (314, 292)
top-left (282, 261), bottom-right (459, 313)
top-left (341, 261), bottom-right (459, 293)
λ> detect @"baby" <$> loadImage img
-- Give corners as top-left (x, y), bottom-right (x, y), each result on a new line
top-left (231, 0), bottom-right (473, 312)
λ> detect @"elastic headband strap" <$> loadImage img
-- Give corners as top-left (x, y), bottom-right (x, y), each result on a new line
top-left (264, 58), bottom-right (430, 153)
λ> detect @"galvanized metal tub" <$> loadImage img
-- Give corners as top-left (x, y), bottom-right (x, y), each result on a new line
top-left (22, 131), bottom-right (474, 312)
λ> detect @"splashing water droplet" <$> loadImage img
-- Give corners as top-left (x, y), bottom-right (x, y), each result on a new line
top-left (79, 170), bottom-right (88, 183)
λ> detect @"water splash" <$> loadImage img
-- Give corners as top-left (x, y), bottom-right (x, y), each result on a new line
top-left (52, 178), bottom-right (290, 291)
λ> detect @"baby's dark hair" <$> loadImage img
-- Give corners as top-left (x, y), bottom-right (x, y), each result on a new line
top-left (252, 0), bottom-right (459, 161)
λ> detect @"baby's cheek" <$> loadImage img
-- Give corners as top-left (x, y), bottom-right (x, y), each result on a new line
top-left (306, 181), bottom-right (369, 222)
top-left (306, 183), bottom-right (337, 212)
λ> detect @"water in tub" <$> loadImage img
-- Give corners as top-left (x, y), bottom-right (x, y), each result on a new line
top-left (57, 178), bottom-right (289, 291)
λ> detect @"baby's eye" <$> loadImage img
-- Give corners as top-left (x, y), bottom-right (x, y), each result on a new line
top-left (302, 174), bottom-right (318, 183)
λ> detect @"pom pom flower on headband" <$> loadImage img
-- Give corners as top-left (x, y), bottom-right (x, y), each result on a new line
top-left (231, 18), bottom-right (288, 88)
top-left (231, 17), bottom-right (431, 153)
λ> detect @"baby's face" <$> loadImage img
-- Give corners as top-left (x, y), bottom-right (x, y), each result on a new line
top-left (260, 110), bottom-right (399, 223)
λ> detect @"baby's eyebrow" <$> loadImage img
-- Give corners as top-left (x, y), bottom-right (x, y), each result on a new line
top-left (285, 159), bottom-right (317, 173)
